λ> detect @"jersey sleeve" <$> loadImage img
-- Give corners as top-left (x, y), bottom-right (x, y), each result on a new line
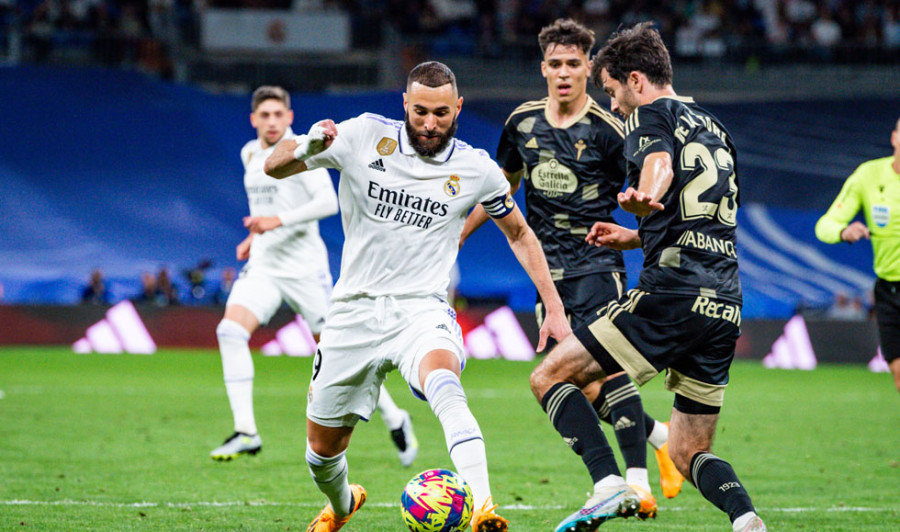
top-left (478, 158), bottom-right (516, 219)
top-left (624, 105), bottom-right (675, 170)
top-left (303, 116), bottom-right (362, 172)
top-left (277, 168), bottom-right (339, 226)
top-left (240, 142), bottom-right (254, 170)
top-left (495, 119), bottom-right (524, 174)
top-left (599, 122), bottom-right (627, 186)
top-left (815, 169), bottom-right (864, 243)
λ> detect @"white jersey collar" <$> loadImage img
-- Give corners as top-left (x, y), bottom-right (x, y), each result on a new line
top-left (398, 126), bottom-right (455, 163)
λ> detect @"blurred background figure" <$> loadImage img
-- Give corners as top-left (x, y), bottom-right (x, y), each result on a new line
top-left (184, 258), bottom-right (213, 304)
top-left (134, 268), bottom-right (178, 307)
top-left (80, 268), bottom-right (109, 305)
top-left (826, 291), bottom-right (867, 321)
top-left (134, 271), bottom-right (158, 305)
top-left (156, 267), bottom-right (178, 306)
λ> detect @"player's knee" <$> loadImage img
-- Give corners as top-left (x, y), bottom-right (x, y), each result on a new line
top-left (216, 318), bottom-right (250, 343)
top-left (306, 429), bottom-right (350, 458)
top-left (667, 438), bottom-right (696, 479)
top-left (529, 360), bottom-right (553, 402)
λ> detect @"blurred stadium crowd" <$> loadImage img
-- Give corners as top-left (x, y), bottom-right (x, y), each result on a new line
top-left (1, 2), bottom-right (898, 318)
top-left (3, 0), bottom-right (900, 78)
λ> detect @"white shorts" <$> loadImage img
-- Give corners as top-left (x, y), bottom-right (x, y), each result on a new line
top-left (226, 265), bottom-right (332, 333)
top-left (306, 296), bottom-right (465, 427)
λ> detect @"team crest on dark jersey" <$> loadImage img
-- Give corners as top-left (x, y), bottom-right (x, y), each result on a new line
top-left (444, 175), bottom-right (461, 197)
top-left (377, 137), bottom-right (398, 156)
top-left (575, 139), bottom-right (586, 160)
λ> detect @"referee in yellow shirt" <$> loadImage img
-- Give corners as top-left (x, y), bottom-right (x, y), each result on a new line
top-left (815, 116), bottom-right (900, 392)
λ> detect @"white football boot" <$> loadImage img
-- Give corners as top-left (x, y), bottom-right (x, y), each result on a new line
top-left (210, 432), bottom-right (262, 461)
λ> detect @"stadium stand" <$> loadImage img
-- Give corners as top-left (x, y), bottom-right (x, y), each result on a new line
top-left (1, 65), bottom-right (896, 318)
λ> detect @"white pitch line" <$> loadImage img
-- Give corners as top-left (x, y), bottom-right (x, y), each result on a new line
top-left (1, 500), bottom-right (894, 513)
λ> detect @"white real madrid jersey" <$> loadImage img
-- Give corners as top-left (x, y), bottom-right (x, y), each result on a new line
top-left (305, 113), bottom-right (513, 301)
top-left (242, 128), bottom-right (333, 278)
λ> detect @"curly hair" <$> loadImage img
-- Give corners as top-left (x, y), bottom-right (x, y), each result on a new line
top-left (591, 22), bottom-right (673, 89)
top-left (538, 18), bottom-right (595, 56)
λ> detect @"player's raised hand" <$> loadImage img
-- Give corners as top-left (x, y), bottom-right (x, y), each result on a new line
top-left (536, 307), bottom-right (571, 353)
top-left (840, 221), bottom-right (870, 243)
top-left (243, 215), bottom-right (282, 234)
top-left (294, 119), bottom-right (337, 161)
top-left (618, 187), bottom-right (664, 217)
top-left (310, 119), bottom-right (337, 152)
top-left (586, 221), bottom-right (641, 250)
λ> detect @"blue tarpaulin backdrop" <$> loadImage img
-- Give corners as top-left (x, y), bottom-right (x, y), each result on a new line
top-left (1, 66), bottom-right (896, 317)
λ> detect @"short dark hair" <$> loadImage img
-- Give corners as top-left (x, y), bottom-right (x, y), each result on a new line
top-left (538, 18), bottom-right (595, 56)
top-left (591, 22), bottom-right (673, 89)
top-left (407, 61), bottom-right (457, 94)
top-left (251, 86), bottom-right (291, 111)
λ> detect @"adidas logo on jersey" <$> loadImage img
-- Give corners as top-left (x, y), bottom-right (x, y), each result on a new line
top-left (435, 323), bottom-right (450, 333)
top-left (614, 416), bottom-right (636, 431)
top-left (368, 159), bottom-right (386, 172)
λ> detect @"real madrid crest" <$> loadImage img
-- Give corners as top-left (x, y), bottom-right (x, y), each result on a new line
top-left (443, 175), bottom-right (461, 197)
top-left (377, 137), bottom-right (398, 156)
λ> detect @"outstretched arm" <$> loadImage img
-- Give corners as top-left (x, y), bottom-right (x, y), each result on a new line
top-left (492, 206), bottom-right (571, 351)
top-left (460, 169), bottom-right (523, 248)
top-left (815, 174), bottom-right (867, 244)
top-left (586, 221), bottom-right (641, 250)
top-left (264, 120), bottom-right (337, 179)
top-left (619, 151), bottom-right (671, 216)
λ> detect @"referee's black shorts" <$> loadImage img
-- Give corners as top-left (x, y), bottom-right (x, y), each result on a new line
top-left (874, 278), bottom-right (900, 364)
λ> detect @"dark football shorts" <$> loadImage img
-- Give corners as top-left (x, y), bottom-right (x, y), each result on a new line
top-left (536, 271), bottom-right (626, 330)
top-left (573, 289), bottom-right (741, 408)
top-left (874, 278), bottom-right (900, 364)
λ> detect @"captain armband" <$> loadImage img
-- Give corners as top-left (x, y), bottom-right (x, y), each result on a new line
top-left (482, 193), bottom-right (516, 219)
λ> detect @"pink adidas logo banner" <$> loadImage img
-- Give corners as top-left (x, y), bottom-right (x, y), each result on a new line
top-left (71, 301), bottom-right (156, 355)
top-left (260, 315), bottom-right (317, 357)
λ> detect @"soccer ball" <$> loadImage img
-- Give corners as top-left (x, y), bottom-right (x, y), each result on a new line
top-left (400, 468), bottom-right (474, 532)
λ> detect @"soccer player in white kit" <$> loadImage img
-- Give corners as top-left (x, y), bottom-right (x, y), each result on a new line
top-left (211, 86), bottom-right (420, 468)
top-left (266, 63), bottom-right (571, 532)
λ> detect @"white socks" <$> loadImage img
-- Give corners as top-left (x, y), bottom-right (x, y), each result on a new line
top-left (647, 420), bottom-right (669, 450)
top-left (216, 319), bottom-right (257, 435)
top-left (306, 445), bottom-right (352, 516)
top-left (594, 474), bottom-right (626, 491)
top-left (424, 369), bottom-right (491, 508)
top-left (625, 467), bottom-right (651, 493)
top-left (376, 384), bottom-right (405, 430)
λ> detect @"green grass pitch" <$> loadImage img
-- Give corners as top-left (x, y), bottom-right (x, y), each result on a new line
top-left (1, 346), bottom-right (898, 530)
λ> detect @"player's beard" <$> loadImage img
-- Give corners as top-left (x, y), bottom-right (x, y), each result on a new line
top-left (405, 112), bottom-right (458, 157)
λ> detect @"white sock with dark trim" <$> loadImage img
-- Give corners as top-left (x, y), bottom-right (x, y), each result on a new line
top-left (424, 369), bottom-right (490, 508)
top-left (306, 446), bottom-right (352, 517)
top-left (216, 319), bottom-right (256, 435)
